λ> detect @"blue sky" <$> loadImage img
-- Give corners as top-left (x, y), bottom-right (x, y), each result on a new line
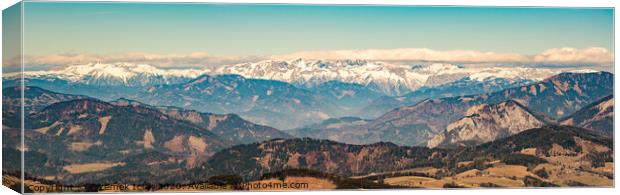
top-left (19, 2), bottom-right (613, 56)
top-left (1, 2), bottom-right (613, 70)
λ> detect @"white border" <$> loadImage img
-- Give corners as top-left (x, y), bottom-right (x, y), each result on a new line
top-left (0, 1), bottom-right (618, 195)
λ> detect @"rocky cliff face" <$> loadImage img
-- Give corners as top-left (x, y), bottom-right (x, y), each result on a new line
top-left (427, 100), bottom-right (546, 148)
top-left (355, 72), bottom-right (612, 146)
top-left (359, 77), bottom-right (533, 119)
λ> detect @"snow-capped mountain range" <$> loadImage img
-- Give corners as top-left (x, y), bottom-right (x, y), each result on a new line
top-left (214, 59), bottom-right (596, 95)
top-left (5, 63), bottom-right (208, 86)
top-left (6, 59), bottom-right (596, 95)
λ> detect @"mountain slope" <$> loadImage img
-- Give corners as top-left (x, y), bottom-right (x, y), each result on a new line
top-left (560, 95), bottom-right (614, 135)
top-left (111, 98), bottom-right (292, 145)
top-left (132, 74), bottom-right (337, 129)
top-left (182, 125), bottom-right (612, 186)
top-left (287, 117), bottom-right (371, 140)
top-left (2, 86), bottom-right (88, 114)
top-left (453, 125), bottom-right (613, 163)
top-left (2, 98), bottom-right (234, 184)
top-left (1, 85), bottom-right (291, 146)
top-left (2, 86), bottom-right (88, 128)
top-left (427, 100), bottom-right (547, 148)
top-left (25, 98), bottom-right (229, 155)
top-left (4, 122), bottom-right (612, 186)
top-left (193, 139), bottom-right (447, 181)
top-left (370, 72), bottom-right (612, 145)
top-left (299, 72), bottom-right (613, 146)
top-left (6, 62), bottom-right (600, 130)
top-left (3, 76), bottom-right (381, 129)
top-left (2, 77), bottom-right (145, 102)
top-left (307, 81), bottom-right (383, 115)
top-left (359, 77), bottom-right (533, 118)
top-left (2, 92), bottom-right (296, 185)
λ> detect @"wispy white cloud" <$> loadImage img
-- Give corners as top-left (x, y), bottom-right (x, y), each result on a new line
top-left (272, 48), bottom-right (528, 63)
top-left (3, 52), bottom-right (263, 69)
top-left (532, 47), bottom-right (613, 65)
top-left (271, 47), bottom-right (613, 66)
top-left (3, 47), bottom-right (612, 70)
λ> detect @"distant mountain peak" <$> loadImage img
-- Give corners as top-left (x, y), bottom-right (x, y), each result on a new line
top-left (8, 60), bottom-right (601, 96)
top-left (7, 62), bottom-right (209, 86)
top-left (214, 59), bottom-right (596, 96)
